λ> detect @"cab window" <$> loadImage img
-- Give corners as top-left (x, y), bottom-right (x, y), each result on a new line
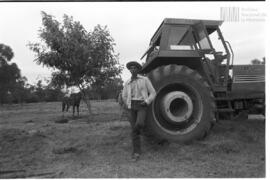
top-left (167, 26), bottom-right (196, 50)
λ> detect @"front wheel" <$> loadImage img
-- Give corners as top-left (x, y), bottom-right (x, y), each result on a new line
top-left (145, 65), bottom-right (216, 143)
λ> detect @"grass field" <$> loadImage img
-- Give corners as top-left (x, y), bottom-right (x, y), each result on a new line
top-left (0, 100), bottom-right (265, 178)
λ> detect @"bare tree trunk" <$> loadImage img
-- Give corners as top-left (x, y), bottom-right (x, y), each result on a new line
top-left (78, 85), bottom-right (92, 122)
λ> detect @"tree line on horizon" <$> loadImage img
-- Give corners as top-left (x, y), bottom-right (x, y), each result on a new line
top-left (0, 43), bottom-right (123, 105)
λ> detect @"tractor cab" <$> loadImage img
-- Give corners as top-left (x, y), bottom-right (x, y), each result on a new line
top-left (141, 18), bottom-right (233, 90)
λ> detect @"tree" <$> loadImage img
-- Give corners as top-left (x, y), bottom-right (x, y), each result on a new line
top-left (251, 57), bottom-right (265, 65)
top-left (12, 76), bottom-right (28, 104)
top-left (0, 44), bottom-right (23, 104)
top-left (32, 79), bottom-right (63, 102)
top-left (0, 44), bottom-right (14, 66)
top-left (101, 77), bottom-right (123, 99)
top-left (262, 57), bottom-right (265, 64)
top-left (28, 12), bottom-right (123, 117)
top-left (34, 80), bottom-right (46, 101)
top-left (251, 59), bottom-right (262, 65)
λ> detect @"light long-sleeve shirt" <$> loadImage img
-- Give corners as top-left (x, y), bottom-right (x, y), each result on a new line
top-left (122, 75), bottom-right (156, 109)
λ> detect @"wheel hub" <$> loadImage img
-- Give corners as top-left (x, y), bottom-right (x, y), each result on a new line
top-left (160, 91), bottom-right (193, 123)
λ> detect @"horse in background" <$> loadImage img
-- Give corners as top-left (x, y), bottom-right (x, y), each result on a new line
top-left (62, 92), bottom-right (82, 117)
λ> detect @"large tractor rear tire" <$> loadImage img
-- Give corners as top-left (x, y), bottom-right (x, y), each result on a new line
top-left (145, 65), bottom-right (216, 143)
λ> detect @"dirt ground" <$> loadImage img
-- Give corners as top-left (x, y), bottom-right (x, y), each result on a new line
top-left (0, 100), bottom-right (265, 178)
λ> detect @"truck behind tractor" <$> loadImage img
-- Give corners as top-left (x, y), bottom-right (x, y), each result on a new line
top-left (140, 18), bottom-right (265, 143)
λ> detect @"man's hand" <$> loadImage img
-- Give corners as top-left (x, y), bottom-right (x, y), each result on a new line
top-left (140, 100), bottom-right (147, 107)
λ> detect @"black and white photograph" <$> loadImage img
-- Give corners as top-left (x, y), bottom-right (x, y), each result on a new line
top-left (0, 1), bottom-right (267, 178)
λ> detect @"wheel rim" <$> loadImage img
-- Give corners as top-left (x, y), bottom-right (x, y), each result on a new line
top-left (160, 91), bottom-right (193, 123)
top-left (152, 83), bottom-right (203, 135)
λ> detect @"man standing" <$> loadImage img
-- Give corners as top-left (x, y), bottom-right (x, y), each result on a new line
top-left (122, 61), bottom-right (156, 162)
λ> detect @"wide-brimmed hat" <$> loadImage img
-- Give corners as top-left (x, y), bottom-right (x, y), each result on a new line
top-left (126, 61), bottom-right (142, 70)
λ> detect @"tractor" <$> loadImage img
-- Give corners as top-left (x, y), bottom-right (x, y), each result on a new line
top-left (140, 18), bottom-right (265, 143)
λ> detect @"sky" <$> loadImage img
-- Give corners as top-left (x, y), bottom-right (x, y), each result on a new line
top-left (0, 2), bottom-right (267, 85)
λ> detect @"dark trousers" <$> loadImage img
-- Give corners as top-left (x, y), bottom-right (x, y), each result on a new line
top-left (129, 100), bottom-right (147, 154)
